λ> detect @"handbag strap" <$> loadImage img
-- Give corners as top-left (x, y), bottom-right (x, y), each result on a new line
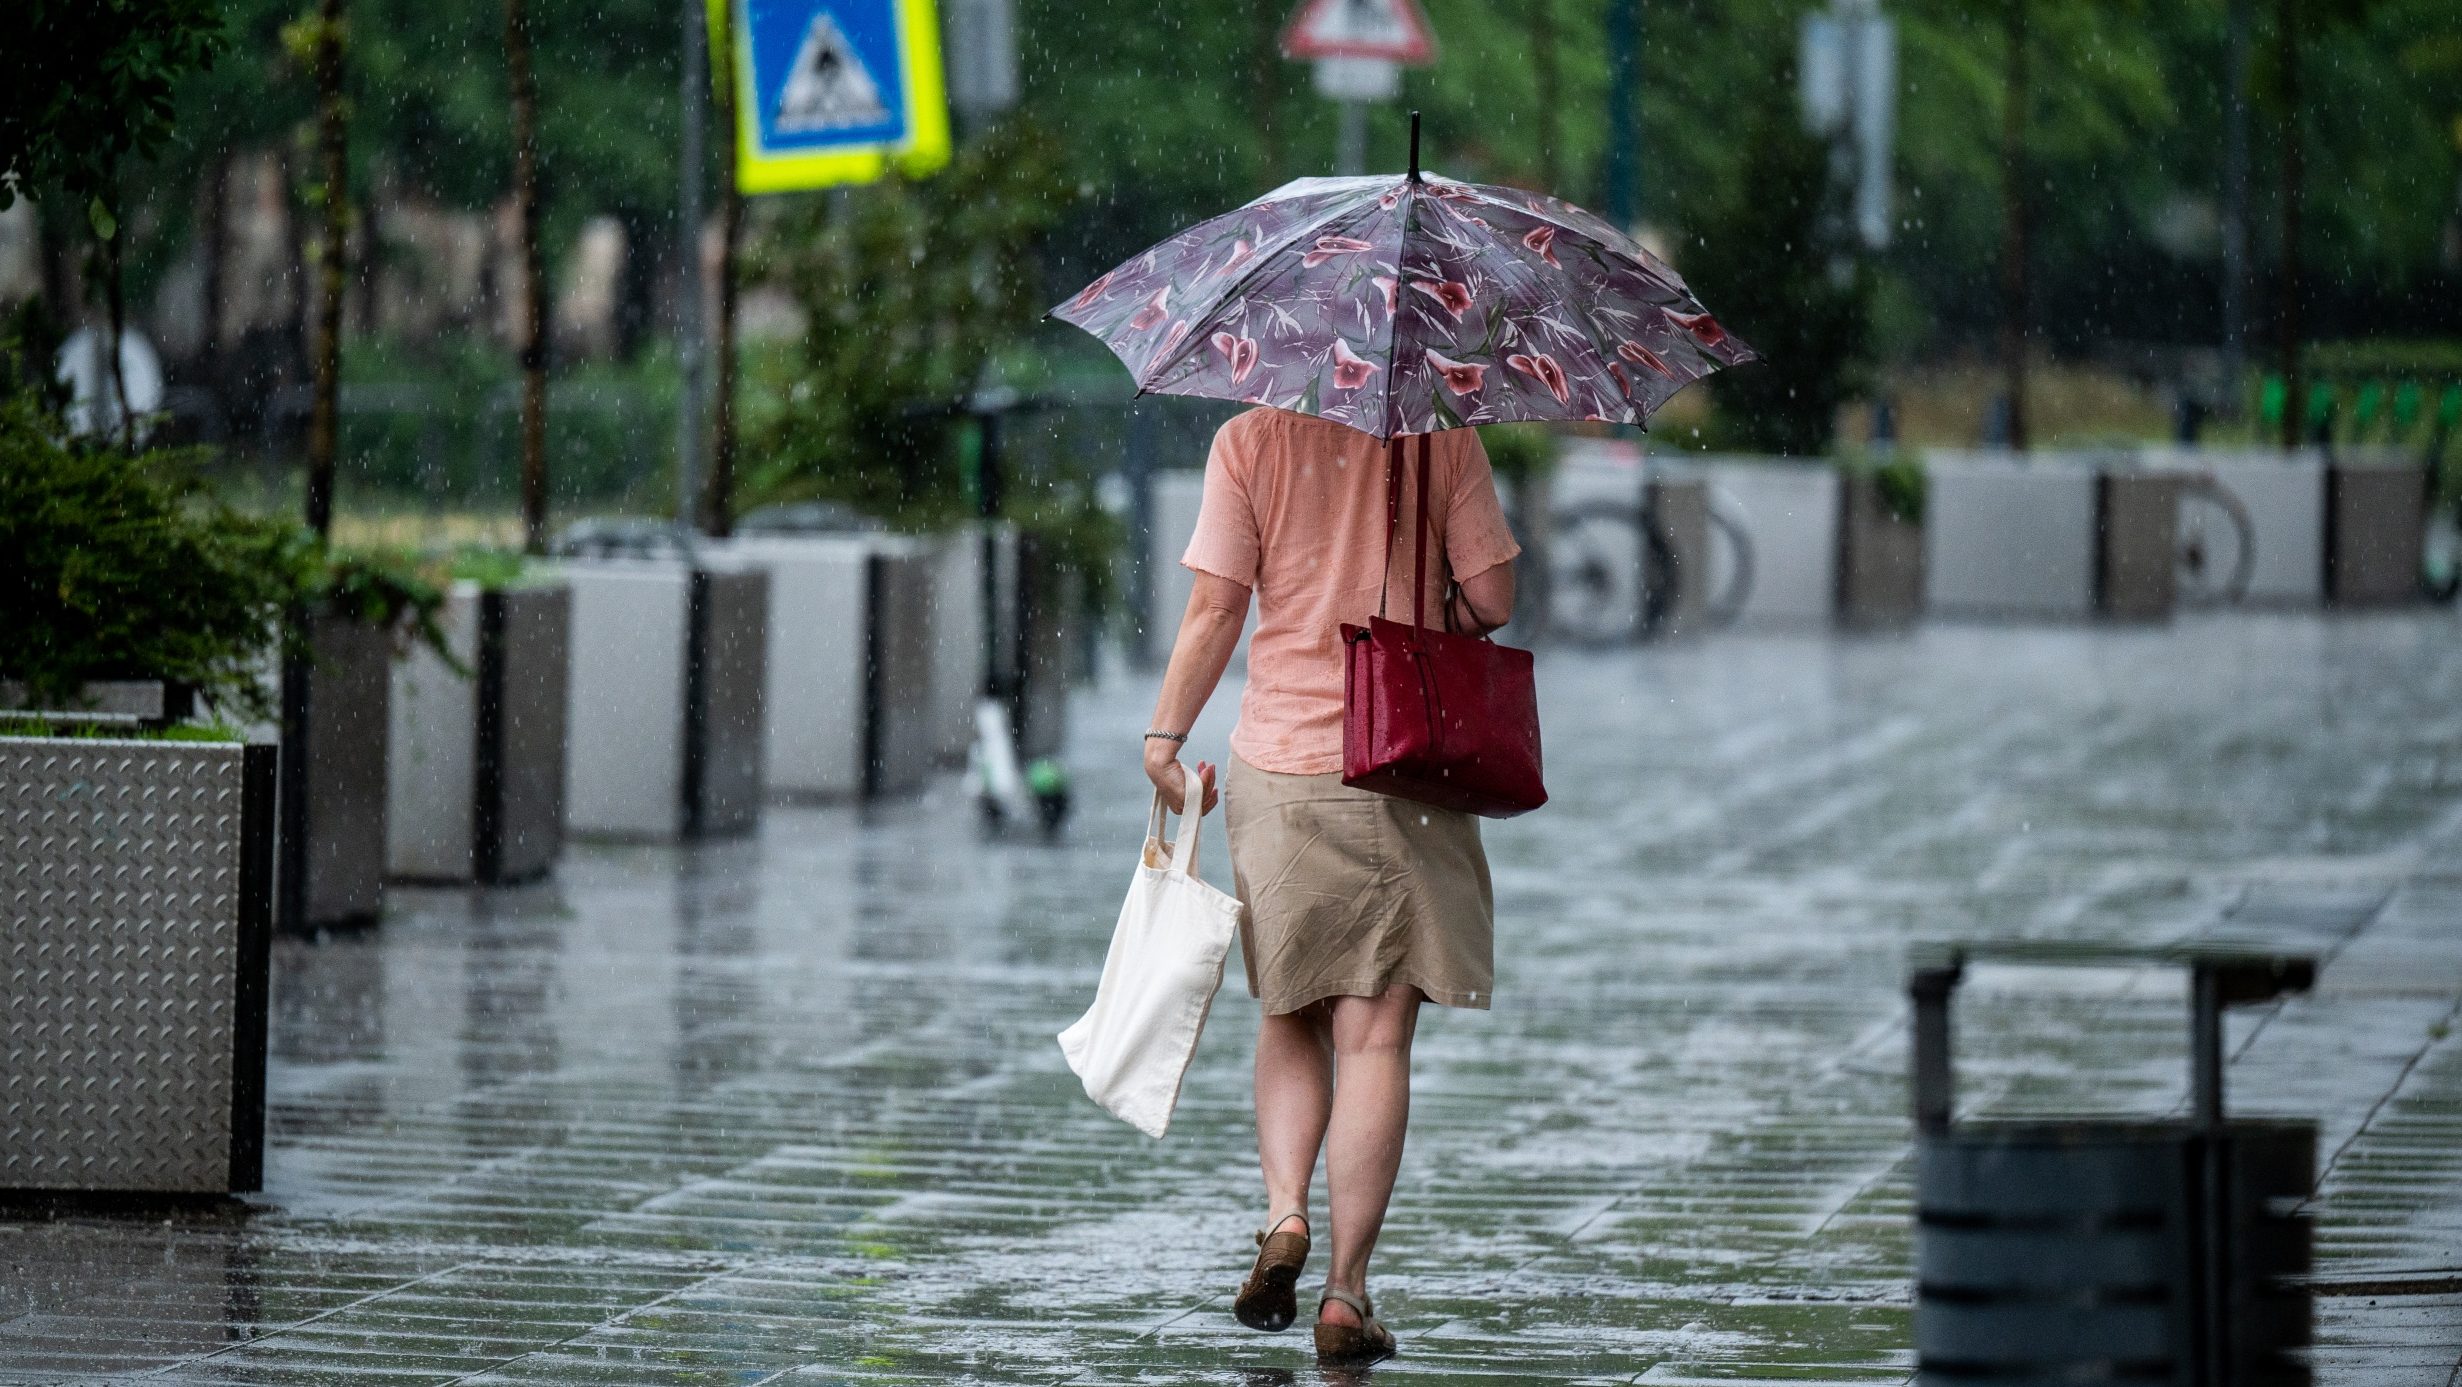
top-left (1376, 432), bottom-right (1440, 633)
top-left (1143, 763), bottom-right (1206, 879)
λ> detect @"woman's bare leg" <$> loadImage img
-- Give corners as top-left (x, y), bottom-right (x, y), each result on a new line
top-left (1255, 1001), bottom-right (1334, 1232)
top-left (1320, 983), bottom-right (1423, 1325)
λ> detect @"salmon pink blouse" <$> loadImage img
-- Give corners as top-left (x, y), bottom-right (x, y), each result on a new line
top-left (1181, 407), bottom-right (1522, 776)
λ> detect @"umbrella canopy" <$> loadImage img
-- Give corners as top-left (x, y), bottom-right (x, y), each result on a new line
top-left (1052, 164), bottom-right (1758, 439)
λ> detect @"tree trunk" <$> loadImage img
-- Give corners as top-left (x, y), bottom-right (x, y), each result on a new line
top-left (1251, 9), bottom-right (1281, 183)
top-left (1532, 0), bottom-right (1560, 194)
top-left (1998, 0), bottom-right (2030, 452)
top-left (104, 182), bottom-right (132, 452)
top-left (507, 0), bottom-right (550, 553)
top-left (2220, 0), bottom-right (2251, 420)
top-left (702, 0), bottom-right (740, 537)
top-left (306, 0), bottom-right (348, 538)
top-left (200, 151), bottom-right (232, 387)
top-left (675, 0), bottom-right (708, 530)
top-left (2275, 0), bottom-right (2303, 451)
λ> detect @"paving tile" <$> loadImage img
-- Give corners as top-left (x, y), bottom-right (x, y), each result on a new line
top-left (4, 613), bottom-right (2461, 1382)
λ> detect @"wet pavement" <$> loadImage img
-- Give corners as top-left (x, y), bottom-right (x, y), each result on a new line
top-left (7, 610), bottom-right (2462, 1384)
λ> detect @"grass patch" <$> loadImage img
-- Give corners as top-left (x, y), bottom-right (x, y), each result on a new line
top-left (0, 717), bottom-right (247, 743)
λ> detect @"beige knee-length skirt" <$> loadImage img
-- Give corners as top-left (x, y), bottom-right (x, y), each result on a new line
top-left (1224, 754), bottom-right (1494, 1015)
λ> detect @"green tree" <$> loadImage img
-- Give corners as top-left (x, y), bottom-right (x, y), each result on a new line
top-left (0, 390), bottom-right (304, 718)
top-left (1686, 93), bottom-right (1873, 457)
top-left (747, 119), bottom-right (1074, 525)
top-left (0, 0), bottom-right (226, 443)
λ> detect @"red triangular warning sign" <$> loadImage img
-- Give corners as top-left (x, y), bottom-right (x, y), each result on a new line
top-left (1280, 0), bottom-right (1438, 65)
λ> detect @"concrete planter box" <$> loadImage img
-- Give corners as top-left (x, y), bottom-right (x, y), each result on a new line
top-left (1645, 477), bottom-right (1712, 636)
top-left (563, 559), bottom-right (768, 840)
top-left (729, 536), bottom-right (937, 800)
top-left (2327, 459), bottom-right (2427, 606)
top-left (2, 736), bottom-right (275, 1195)
top-left (2142, 449), bottom-right (2328, 606)
top-left (2095, 473), bottom-right (2183, 621)
top-left (386, 581), bottom-right (570, 883)
top-left (1837, 473), bottom-right (1926, 628)
top-left (1924, 457), bottom-right (2102, 619)
top-left (995, 529), bottom-right (1080, 762)
top-left (1695, 459), bottom-right (1840, 626)
top-left (926, 528), bottom-right (986, 765)
top-left (285, 613), bottom-right (394, 931)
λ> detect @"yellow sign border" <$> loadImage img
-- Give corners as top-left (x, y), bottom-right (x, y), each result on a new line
top-left (715, 0), bottom-right (951, 194)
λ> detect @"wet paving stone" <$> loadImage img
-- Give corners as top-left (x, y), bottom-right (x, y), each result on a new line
top-left (5, 612), bottom-right (2461, 1383)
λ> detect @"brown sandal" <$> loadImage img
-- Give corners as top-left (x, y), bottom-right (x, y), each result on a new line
top-left (1233, 1213), bottom-right (1310, 1331)
top-left (1314, 1285), bottom-right (1397, 1365)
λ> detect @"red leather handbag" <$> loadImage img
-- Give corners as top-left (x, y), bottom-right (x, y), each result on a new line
top-left (1341, 433), bottom-right (1547, 819)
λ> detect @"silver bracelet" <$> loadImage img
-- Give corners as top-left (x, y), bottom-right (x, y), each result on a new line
top-left (1143, 730), bottom-right (1188, 744)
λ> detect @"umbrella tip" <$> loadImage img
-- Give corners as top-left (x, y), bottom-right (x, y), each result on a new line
top-left (1408, 111), bottom-right (1421, 182)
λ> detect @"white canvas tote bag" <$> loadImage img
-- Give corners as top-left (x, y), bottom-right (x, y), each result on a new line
top-left (1057, 765), bottom-right (1245, 1139)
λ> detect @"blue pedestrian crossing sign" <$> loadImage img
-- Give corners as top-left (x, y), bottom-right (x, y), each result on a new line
top-left (717, 0), bottom-right (951, 193)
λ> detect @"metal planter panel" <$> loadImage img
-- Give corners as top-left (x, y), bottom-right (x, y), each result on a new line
top-left (687, 565), bottom-right (769, 837)
top-left (926, 529), bottom-right (985, 765)
top-left (733, 537), bottom-right (872, 798)
top-left (1838, 474), bottom-right (1925, 628)
top-left (867, 541), bottom-right (940, 798)
top-left (387, 582), bottom-right (570, 882)
top-left (486, 583), bottom-right (570, 881)
top-left (2097, 474), bottom-right (2182, 620)
top-left (1699, 459), bottom-right (1840, 626)
top-left (296, 615), bottom-right (393, 929)
top-left (1924, 457), bottom-right (2099, 619)
top-left (1645, 478), bottom-right (1712, 636)
top-left (563, 562), bottom-right (692, 839)
top-left (2, 737), bottom-right (273, 1194)
top-left (2328, 460), bottom-right (2427, 606)
top-left (2145, 448), bottom-right (2327, 605)
top-left (387, 584), bottom-right (484, 878)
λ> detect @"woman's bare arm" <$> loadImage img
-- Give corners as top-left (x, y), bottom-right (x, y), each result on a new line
top-left (1449, 561), bottom-right (1517, 636)
top-left (1144, 570), bottom-right (1253, 813)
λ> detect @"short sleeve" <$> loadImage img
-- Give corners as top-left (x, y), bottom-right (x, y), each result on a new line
top-left (1180, 420), bottom-right (1261, 587)
top-left (1444, 433), bottom-right (1522, 581)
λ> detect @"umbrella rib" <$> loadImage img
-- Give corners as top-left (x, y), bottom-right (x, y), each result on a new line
top-left (1455, 182), bottom-right (1681, 286)
top-left (1378, 180), bottom-right (1426, 439)
top-left (1136, 188), bottom-right (1392, 396)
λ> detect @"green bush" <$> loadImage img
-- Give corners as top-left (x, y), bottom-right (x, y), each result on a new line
top-left (320, 547), bottom-right (457, 675)
top-left (746, 117), bottom-right (1074, 529)
top-left (1684, 69), bottom-right (1873, 458)
top-left (334, 337), bottom-right (681, 512)
top-left (1838, 449), bottom-right (1927, 526)
top-left (0, 389), bottom-right (306, 719)
top-left (1, 388), bottom-right (462, 720)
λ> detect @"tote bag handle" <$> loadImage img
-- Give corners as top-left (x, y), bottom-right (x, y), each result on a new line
top-left (1142, 764), bottom-right (1208, 879)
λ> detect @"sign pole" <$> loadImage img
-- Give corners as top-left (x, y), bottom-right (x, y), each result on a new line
top-left (1283, 0), bottom-right (1437, 173)
top-left (1604, 0), bottom-right (1638, 229)
top-left (677, 0), bottom-right (708, 531)
top-left (1336, 98), bottom-right (1368, 175)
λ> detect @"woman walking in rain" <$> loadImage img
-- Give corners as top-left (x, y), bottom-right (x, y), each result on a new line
top-left (1055, 114), bottom-right (1752, 1365)
top-left (1139, 405), bottom-right (1520, 1365)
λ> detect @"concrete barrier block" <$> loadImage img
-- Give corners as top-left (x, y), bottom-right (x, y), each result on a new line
top-left (2143, 447), bottom-right (2326, 606)
top-left (1925, 458), bottom-right (2099, 619)
top-left (2328, 461), bottom-right (2426, 606)
top-left (1700, 459), bottom-right (1841, 626)
top-left (2096, 474), bottom-right (2182, 620)
top-left (563, 562), bottom-right (693, 839)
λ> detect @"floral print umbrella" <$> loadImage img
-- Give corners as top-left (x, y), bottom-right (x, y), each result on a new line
top-left (1052, 164), bottom-right (1758, 439)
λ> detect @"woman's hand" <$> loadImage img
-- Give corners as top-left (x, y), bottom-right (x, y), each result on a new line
top-left (1144, 740), bottom-right (1219, 815)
